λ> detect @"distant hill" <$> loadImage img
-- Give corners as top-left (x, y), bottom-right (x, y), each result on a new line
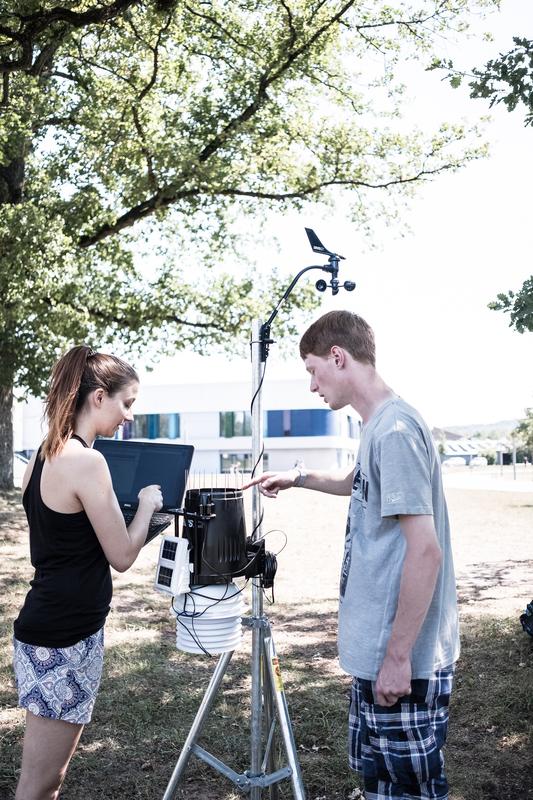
top-left (443, 420), bottom-right (518, 439)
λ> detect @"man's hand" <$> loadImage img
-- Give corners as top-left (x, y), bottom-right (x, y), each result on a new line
top-left (243, 470), bottom-right (299, 498)
top-left (374, 653), bottom-right (412, 707)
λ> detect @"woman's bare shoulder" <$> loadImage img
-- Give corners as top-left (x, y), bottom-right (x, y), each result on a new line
top-left (62, 441), bottom-right (107, 470)
top-left (41, 442), bottom-right (112, 511)
top-left (44, 442), bottom-right (108, 484)
top-left (21, 450), bottom-right (39, 495)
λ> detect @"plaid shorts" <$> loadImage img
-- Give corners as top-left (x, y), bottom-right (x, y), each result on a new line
top-left (348, 666), bottom-right (454, 800)
top-left (13, 628), bottom-right (105, 725)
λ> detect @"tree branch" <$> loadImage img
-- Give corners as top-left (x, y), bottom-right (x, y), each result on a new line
top-left (131, 105), bottom-right (160, 192)
top-left (69, 0), bottom-right (469, 249)
top-left (355, 7), bottom-right (449, 33)
top-left (16, 0), bottom-right (142, 34)
top-left (0, 0), bottom-right (142, 73)
top-left (183, 3), bottom-right (264, 62)
top-left (36, 112), bottom-right (81, 130)
top-left (78, 162), bottom-right (457, 248)
top-left (279, 0), bottom-right (298, 53)
top-left (42, 294), bottom-right (226, 331)
top-left (1, 72), bottom-right (8, 106)
top-left (195, 0), bottom-right (360, 164)
top-left (30, 31), bottom-right (67, 77)
top-left (213, 166), bottom-right (458, 197)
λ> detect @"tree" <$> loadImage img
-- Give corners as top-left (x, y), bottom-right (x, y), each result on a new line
top-left (0, 0), bottom-right (495, 488)
top-left (471, 38), bottom-right (533, 333)
top-left (469, 37), bottom-right (533, 125)
top-left (435, 37), bottom-right (533, 333)
top-left (515, 408), bottom-right (533, 459)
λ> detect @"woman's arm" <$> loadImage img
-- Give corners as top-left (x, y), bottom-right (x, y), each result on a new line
top-left (75, 450), bottom-right (162, 572)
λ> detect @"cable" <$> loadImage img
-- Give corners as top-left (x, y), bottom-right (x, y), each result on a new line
top-left (172, 580), bottom-right (249, 657)
top-left (250, 360), bottom-right (267, 480)
top-left (173, 580), bottom-right (248, 619)
top-left (262, 586), bottom-right (275, 605)
top-left (174, 592), bottom-right (211, 656)
top-left (250, 507), bottom-right (265, 541)
top-left (261, 552), bottom-right (277, 588)
top-left (250, 359), bottom-right (267, 419)
top-left (196, 507), bottom-right (263, 579)
top-left (255, 528), bottom-right (288, 557)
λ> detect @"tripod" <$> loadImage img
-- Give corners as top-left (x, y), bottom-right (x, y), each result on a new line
top-left (162, 230), bottom-right (354, 799)
top-left (162, 318), bottom-right (305, 800)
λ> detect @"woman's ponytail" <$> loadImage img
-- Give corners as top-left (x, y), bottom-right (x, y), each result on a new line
top-left (41, 345), bottom-right (137, 460)
top-left (41, 346), bottom-right (94, 460)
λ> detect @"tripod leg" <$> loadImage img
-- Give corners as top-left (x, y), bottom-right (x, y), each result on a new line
top-left (262, 651), bottom-right (280, 800)
top-left (162, 650), bottom-right (233, 800)
top-left (250, 621), bottom-right (264, 800)
top-left (263, 629), bottom-right (306, 800)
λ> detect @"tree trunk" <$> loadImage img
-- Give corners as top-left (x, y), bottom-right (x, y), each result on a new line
top-left (1, 96), bottom-right (26, 491)
top-left (0, 384), bottom-right (14, 490)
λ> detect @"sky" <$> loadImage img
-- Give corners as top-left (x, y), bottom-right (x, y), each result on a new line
top-left (139, 0), bottom-right (533, 429)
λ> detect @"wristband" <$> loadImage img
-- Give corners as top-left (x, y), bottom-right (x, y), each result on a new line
top-left (294, 468), bottom-right (307, 487)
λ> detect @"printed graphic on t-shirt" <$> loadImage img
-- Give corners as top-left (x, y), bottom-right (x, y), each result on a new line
top-left (352, 465), bottom-right (369, 507)
top-left (339, 516), bottom-right (352, 600)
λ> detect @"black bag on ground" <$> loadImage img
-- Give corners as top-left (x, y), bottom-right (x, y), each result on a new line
top-left (519, 600), bottom-right (533, 637)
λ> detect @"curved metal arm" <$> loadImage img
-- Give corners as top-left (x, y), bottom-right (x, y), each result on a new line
top-left (259, 261), bottom-right (338, 362)
top-left (263, 263), bottom-right (330, 329)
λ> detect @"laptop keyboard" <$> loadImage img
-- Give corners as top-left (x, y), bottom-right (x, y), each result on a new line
top-left (123, 509), bottom-right (172, 528)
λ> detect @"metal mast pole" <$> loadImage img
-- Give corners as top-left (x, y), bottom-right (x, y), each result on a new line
top-left (250, 318), bottom-right (265, 799)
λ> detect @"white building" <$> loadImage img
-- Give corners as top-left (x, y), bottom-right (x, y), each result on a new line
top-left (15, 377), bottom-right (361, 474)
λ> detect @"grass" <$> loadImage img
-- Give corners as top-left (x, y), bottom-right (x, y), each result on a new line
top-left (1, 487), bottom-right (533, 799)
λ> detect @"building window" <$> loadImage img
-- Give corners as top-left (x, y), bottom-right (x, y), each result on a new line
top-left (122, 413), bottom-right (180, 440)
top-left (129, 415), bottom-right (149, 438)
top-left (220, 411), bottom-right (252, 437)
top-left (347, 416), bottom-right (359, 439)
top-left (220, 452), bottom-right (269, 473)
top-left (160, 413), bottom-right (180, 439)
top-left (266, 409), bottom-right (340, 437)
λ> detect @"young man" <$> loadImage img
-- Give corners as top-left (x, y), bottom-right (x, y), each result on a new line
top-left (246, 310), bottom-right (459, 800)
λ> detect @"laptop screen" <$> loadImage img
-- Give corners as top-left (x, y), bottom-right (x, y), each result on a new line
top-left (93, 439), bottom-right (194, 509)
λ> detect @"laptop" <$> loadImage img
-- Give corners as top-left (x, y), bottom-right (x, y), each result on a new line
top-left (93, 439), bottom-right (194, 544)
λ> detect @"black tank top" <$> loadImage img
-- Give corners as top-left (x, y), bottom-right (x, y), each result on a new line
top-left (13, 438), bottom-right (112, 647)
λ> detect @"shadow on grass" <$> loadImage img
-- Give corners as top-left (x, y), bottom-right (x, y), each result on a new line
top-left (72, 604), bottom-right (352, 800)
top-left (448, 615), bottom-right (533, 800)
top-left (2, 605), bottom-right (532, 800)
top-left (457, 559), bottom-right (533, 607)
top-left (0, 491), bottom-right (27, 545)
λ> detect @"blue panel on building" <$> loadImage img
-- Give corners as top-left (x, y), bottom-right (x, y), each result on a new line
top-left (266, 410), bottom-right (284, 437)
top-left (147, 414), bottom-right (159, 439)
top-left (168, 413), bottom-right (180, 439)
top-left (266, 409), bottom-right (339, 437)
top-left (291, 409), bottom-right (339, 436)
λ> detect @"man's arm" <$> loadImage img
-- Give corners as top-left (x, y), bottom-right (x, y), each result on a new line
top-left (374, 514), bottom-right (442, 706)
top-left (243, 467), bottom-right (354, 497)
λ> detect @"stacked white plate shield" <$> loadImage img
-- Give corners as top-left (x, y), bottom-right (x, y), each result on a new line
top-left (173, 583), bottom-right (245, 655)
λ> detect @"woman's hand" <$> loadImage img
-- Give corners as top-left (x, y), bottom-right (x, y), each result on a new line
top-left (138, 484), bottom-right (163, 513)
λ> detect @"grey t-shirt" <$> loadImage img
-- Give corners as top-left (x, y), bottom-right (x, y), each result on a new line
top-left (338, 396), bottom-right (460, 680)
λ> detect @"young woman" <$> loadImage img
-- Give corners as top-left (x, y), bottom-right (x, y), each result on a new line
top-left (13, 345), bottom-right (163, 800)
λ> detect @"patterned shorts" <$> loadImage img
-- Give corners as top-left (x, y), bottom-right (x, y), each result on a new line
top-left (13, 628), bottom-right (105, 725)
top-left (348, 666), bottom-right (454, 800)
